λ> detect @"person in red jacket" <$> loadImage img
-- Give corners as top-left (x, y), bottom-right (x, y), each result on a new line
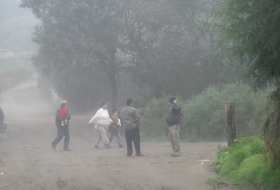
top-left (51, 100), bottom-right (71, 151)
top-left (60, 102), bottom-right (69, 126)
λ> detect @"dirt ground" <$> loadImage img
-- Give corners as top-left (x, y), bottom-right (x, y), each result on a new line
top-left (0, 77), bottom-right (241, 190)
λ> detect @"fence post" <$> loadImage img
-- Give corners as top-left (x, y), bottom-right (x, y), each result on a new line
top-left (225, 102), bottom-right (236, 146)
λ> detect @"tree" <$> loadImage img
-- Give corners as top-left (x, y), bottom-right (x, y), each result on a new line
top-left (121, 0), bottom-right (242, 99)
top-left (21, 0), bottom-right (126, 110)
top-left (21, 0), bottom-right (243, 112)
top-left (212, 0), bottom-right (280, 164)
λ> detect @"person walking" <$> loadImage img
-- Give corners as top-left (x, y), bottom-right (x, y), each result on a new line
top-left (120, 98), bottom-right (143, 156)
top-left (108, 109), bottom-right (124, 148)
top-left (166, 97), bottom-right (183, 157)
top-left (88, 102), bottom-right (112, 149)
top-left (51, 100), bottom-right (71, 151)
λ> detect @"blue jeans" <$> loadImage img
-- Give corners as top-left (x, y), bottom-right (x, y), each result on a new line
top-left (52, 126), bottom-right (70, 150)
top-left (109, 131), bottom-right (124, 147)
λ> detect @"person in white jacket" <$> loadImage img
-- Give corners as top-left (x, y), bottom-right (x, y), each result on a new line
top-left (88, 102), bottom-right (112, 149)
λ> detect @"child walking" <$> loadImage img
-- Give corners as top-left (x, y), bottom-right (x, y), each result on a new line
top-left (109, 109), bottom-right (124, 148)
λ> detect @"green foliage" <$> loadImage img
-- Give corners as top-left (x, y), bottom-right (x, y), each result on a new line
top-left (21, 0), bottom-right (243, 110)
top-left (49, 65), bottom-right (111, 112)
top-left (140, 83), bottom-right (272, 141)
top-left (182, 83), bottom-right (272, 141)
top-left (217, 138), bottom-right (264, 176)
top-left (0, 58), bottom-right (34, 89)
top-left (212, 0), bottom-right (280, 167)
top-left (212, 0), bottom-right (280, 89)
top-left (206, 178), bottom-right (225, 188)
top-left (215, 137), bottom-right (280, 190)
top-left (262, 106), bottom-right (280, 165)
top-left (140, 96), bottom-right (171, 141)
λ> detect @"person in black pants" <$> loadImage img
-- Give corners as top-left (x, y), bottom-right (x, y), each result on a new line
top-left (51, 100), bottom-right (71, 151)
top-left (120, 98), bottom-right (143, 156)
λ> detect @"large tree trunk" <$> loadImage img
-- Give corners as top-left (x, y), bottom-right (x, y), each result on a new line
top-left (108, 71), bottom-right (118, 112)
top-left (106, 49), bottom-right (118, 112)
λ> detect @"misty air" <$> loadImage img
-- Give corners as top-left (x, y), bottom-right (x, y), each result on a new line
top-left (0, 0), bottom-right (279, 189)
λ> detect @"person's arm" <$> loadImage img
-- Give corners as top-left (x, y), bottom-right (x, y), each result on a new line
top-left (171, 103), bottom-right (181, 113)
top-left (56, 109), bottom-right (64, 121)
top-left (88, 110), bottom-right (99, 125)
top-left (134, 108), bottom-right (140, 127)
top-left (67, 109), bottom-right (71, 120)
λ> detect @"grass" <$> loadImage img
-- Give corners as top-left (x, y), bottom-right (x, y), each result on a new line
top-left (215, 137), bottom-right (280, 189)
top-left (206, 178), bottom-right (226, 189)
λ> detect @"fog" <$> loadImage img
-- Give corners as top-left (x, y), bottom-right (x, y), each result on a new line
top-left (0, 1), bottom-right (261, 189)
top-left (0, 77), bottom-right (226, 189)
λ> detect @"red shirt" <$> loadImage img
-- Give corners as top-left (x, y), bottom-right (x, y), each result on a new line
top-left (60, 107), bottom-right (69, 119)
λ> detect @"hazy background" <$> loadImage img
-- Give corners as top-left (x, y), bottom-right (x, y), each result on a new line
top-left (0, 0), bottom-right (271, 142)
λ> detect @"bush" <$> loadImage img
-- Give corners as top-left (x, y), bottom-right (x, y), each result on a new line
top-left (215, 137), bottom-right (280, 190)
top-left (140, 96), bottom-right (170, 141)
top-left (140, 82), bottom-right (272, 141)
top-left (182, 83), bottom-right (272, 141)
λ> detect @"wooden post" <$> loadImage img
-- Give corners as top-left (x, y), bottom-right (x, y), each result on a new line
top-left (225, 102), bottom-right (236, 146)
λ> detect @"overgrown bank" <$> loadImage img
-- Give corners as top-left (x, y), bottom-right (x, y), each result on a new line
top-left (213, 137), bottom-right (280, 189)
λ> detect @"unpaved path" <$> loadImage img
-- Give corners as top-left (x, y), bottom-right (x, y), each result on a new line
top-left (0, 77), bottom-right (240, 190)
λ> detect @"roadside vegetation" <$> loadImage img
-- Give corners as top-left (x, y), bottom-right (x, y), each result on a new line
top-left (213, 137), bottom-right (280, 190)
top-left (0, 57), bottom-right (34, 90)
top-left (140, 82), bottom-right (272, 142)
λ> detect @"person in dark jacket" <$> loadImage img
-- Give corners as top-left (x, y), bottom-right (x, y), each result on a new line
top-left (166, 97), bottom-right (183, 157)
top-left (51, 100), bottom-right (71, 151)
top-left (120, 98), bottom-right (143, 156)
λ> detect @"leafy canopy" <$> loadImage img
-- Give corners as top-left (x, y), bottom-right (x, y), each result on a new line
top-left (213, 0), bottom-right (280, 88)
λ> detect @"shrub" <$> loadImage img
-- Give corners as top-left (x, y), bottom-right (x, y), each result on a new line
top-left (140, 96), bottom-right (170, 141)
top-left (215, 137), bottom-right (280, 190)
top-left (182, 83), bottom-right (272, 141)
top-left (140, 82), bottom-right (272, 141)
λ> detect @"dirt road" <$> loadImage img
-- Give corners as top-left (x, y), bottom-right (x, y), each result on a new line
top-left (0, 77), bottom-right (239, 190)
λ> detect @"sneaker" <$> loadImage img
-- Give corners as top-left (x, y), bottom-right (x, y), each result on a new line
top-left (51, 142), bottom-right (56, 150)
top-left (172, 154), bottom-right (180, 157)
top-left (94, 145), bottom-right (99, 149)
top-left (136, 154), bottom-right (144, 157)
top-left (119, 145), bottom-right (125, 148)
top-left (63, 149), bottom-right (71, 151)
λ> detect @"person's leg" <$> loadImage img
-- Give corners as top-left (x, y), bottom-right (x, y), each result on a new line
top-left (109, 132), bottom-right (114, 143)
top-left (168, 127), bottom-right (176, 153)
top-left (169, 124), bottom-right (180, 155)
top-left (97, 124), bottom-right (110, 145)
top-left (116, 132), bottom-right (124, 147)
top-left (125, 130), bottom-right (133, 156)
top-left (63, 127), bottom-right (70, 150)
top-left (96, 134), bottom-right (102, 146)
top-left (132, 127), bottom-right (141, 156)
top-left (51, 126), bottom-right (64, 150)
